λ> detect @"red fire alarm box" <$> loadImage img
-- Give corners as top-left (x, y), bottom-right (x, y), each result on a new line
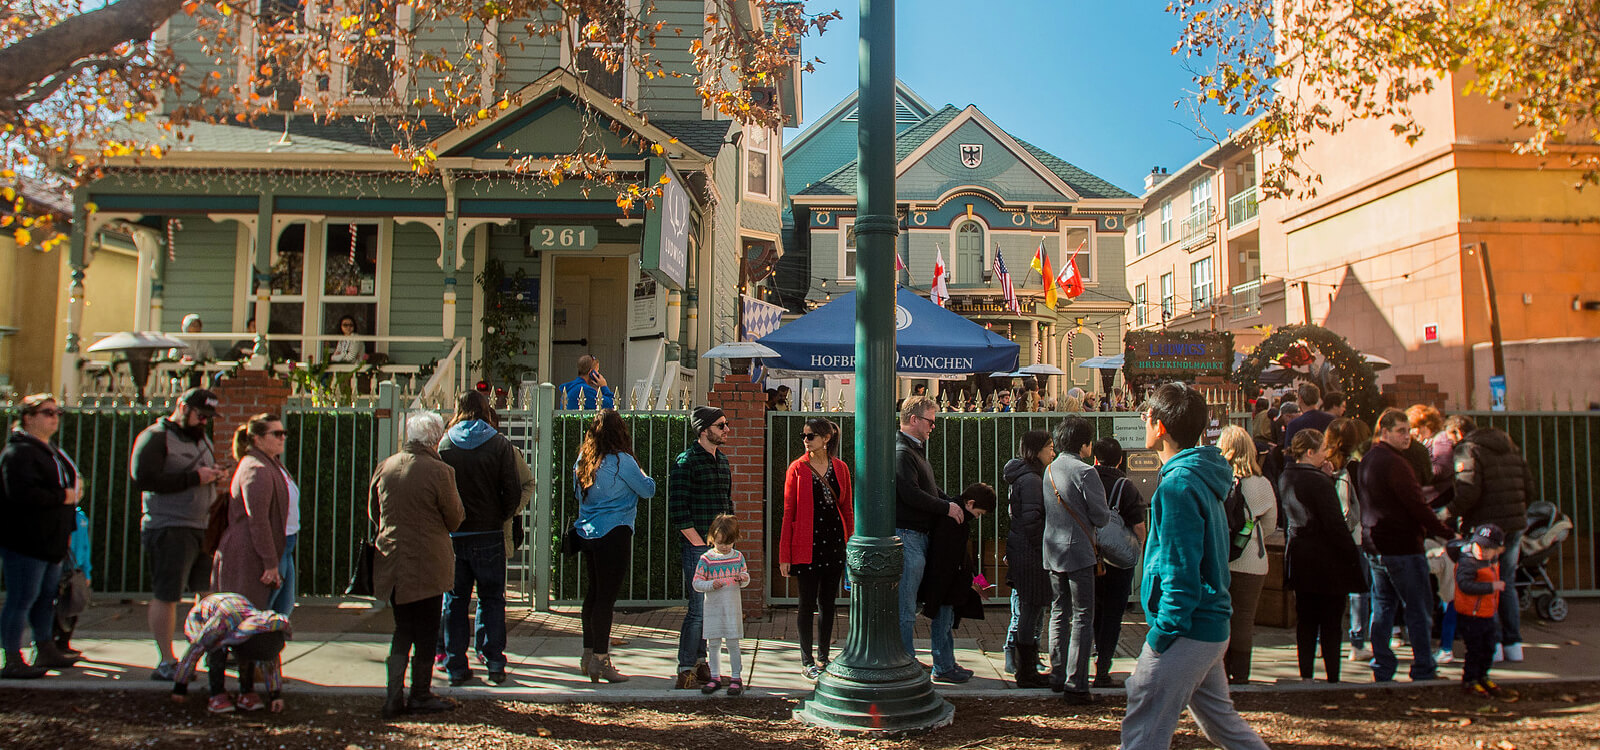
top-left (1423, 323), bottom-right (1439, 343)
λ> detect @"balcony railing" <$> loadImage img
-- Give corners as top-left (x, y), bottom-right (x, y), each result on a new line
top-left (1228, 186), bottom-right (1259, 226)
top-left (1180, 207), bottom-right (1214, 250)
top-left (1230, 279), bottom-right (1262, 319)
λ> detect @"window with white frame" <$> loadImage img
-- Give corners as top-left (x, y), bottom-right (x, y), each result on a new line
top-left (745, 125), bottom-right (773, 199)
top-left (1160, 272), bottom-right (1174, 319)
top-left (254, 220), bottom-right (385, 361)
top-left (1159, 200), bottom-right (1172, 243)
top-left (837, 217), bottom-right (857, 279)
top-left (1134, 283), bottom-right (1147, 326)
top-left (248, 0), bottom-right (412, 110)
top-left (1190, 177), bottom-right (1213, 218)
top-left (1191, 256), bottom-right (1214, 311)
top-left (1135, 217), bottom-right (1147, 256)
top-left (1062, 226), bottom-right (1092, 281)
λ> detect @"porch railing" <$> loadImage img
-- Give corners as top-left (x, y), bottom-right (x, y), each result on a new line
top-left (1180, 206), bottom-right (1215, 250)
top-left (1228, 186), bottom-right (1259, 226)
top-left (1229, 279), bottom-right (1263, 320)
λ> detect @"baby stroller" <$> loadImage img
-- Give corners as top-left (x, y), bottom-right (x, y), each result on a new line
top-left (1516, 501), bottom-right (1573, 622)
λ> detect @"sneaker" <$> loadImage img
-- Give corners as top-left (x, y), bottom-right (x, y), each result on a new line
top-left (1349, 646), bottom-right (1373, 662)
top-left (932, 669), bottom-right (971, 684)
top-left (207, 693), bottom-right (236, 714)
top-left (235, 692), bottom-right (265, 712)
top-left (674, 669), bottom-right (701, 690)
top-left (1434, 648), bottom-right (1455, 665)
top-left (151, 660), bottom-right (192, 682)
top-left (803, 664), bottom-right (824, 681)
top-left (447, 669), bottom-right (473, 687)
top-left (1480, 678), bottom-right (1506, 698)
top-left (726, 679), bottom-right (744, 697)
top-left (1464, 681), bottom-right (1491, 698)
top-left (1493, 644), bottom-right (1504, 663)
top-left (434, 653), bottom-right (449, 674)
top-left (700, 676), bottom-right (724, 694)
top-left (488, 670), bottom-right (507, 685)
top-left (1503, 643), bottom-right (1524, 662)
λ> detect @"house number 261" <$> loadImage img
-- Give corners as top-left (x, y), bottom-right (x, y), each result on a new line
top-left (530, 225), bottom-right (598, 250)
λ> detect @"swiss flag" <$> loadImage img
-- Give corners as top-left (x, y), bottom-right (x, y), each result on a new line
top-left (1058, 256), bottom-right (1084, 299)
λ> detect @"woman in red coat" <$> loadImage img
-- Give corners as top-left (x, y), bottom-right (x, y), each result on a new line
top-left (215, 414), bottom-right (291, 610)
top-left (778, 417), bottom-right (853, 680)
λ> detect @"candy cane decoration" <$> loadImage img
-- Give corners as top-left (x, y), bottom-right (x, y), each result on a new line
top-left (349, 223), bottom-right (359, 264)
top-left (1096, 332), bottom-right (1104, 356)
top-left (166, 218), bottom-right (182, 261)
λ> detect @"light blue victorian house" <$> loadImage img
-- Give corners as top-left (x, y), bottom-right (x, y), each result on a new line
top-left (782, 84), bottom-right (1140, 402)
top-left (62, 1), bottom-right (797, 406)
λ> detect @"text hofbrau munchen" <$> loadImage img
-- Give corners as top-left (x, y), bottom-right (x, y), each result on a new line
top-left (808, 354), bottom-right (976, 371)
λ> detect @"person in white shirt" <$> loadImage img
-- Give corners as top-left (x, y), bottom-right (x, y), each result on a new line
top-left (1218, 425), bottom-right (1279, 685)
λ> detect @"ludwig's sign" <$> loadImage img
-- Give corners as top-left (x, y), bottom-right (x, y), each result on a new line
top-left (1123, 331), bottom-right (1232, 378)
top-left (642, 157), bottom-right (690, 290)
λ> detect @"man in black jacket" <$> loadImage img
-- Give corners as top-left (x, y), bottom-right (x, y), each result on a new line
top-left (894, 396), bottom-right (965, 678)
top-left (1451, 418), bottom-right (1533, 662)
top-left (1357, 408), bottom-right (1455, 682)
top-left (437, 391), bottom-right (522, 686)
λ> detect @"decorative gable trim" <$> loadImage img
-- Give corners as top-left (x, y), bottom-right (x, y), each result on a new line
top-left (895, 105), bottom-right (1081, 202)
top-left (428, 68), bottom-right (712, 162)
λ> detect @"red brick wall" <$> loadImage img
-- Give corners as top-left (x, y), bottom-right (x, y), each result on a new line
top-left (1382, 373), bottom-right (1448, 410)
top-left (210, 370), bottom-right (291, 450)
top-left (708, 373), bottom-right (769, 619)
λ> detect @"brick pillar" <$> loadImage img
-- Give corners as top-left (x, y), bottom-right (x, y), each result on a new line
top-left (210, 370), bottom-right (292, 445)
top-left (708, 373), bottom-right (768, 619)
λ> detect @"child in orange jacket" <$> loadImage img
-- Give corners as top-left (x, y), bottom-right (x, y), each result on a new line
top-left (1455, 524), bottom-right (1511, 698)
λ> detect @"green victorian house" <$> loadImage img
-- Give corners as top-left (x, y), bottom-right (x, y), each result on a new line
top-left (783, 85), bottom-right (1140, 403)
top-left (62, 1), bottom-right (795, 406)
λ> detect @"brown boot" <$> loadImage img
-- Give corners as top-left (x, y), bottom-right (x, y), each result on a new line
top-left (33, 642), bottom-right (81, 669)
top-left (674, 668), bottom-right (700, 689)
top-left (694, 659), bottom-right (712, 684)
top-left (1, 651), bottom-right (46, 679)
top-left (588, 654), bottom-right (629, 683)
top-left (578, 648), bottom-right (593, 677)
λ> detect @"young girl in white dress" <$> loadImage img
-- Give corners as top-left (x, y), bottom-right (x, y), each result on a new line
top-left (693, 514), bottom-right (751, 695)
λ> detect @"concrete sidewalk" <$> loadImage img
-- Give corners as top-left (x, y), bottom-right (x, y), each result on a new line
top-left (30, 597), bottom-right (1599, 702)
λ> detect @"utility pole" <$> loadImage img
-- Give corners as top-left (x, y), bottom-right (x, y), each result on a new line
top-left (1466, 241), bottom-right (1506, 407)
top-left (794, 0), bottom-right (954, 735)
top-left (1300, 281), bottom-right (1313, 325)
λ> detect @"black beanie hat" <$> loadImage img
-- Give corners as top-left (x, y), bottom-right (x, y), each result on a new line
top-left (691, 406), bottom-right (726, 434)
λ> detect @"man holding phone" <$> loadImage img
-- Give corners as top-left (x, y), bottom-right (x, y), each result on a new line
top-left (560, 354), bottom-right (615, 410)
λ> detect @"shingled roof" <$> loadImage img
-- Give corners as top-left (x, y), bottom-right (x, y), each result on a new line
top-left (795, 105), bottom-right (1134, 201)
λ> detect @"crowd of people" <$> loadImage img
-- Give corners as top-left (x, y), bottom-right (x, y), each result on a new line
top-left (0, 363), bottom-right (1543, 740)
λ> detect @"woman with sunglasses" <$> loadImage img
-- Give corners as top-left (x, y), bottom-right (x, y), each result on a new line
top-left (778, 417), bottom-right (853, 680)
top-left (0, 394), bottom-right (84, 678)
top-left (214, 414), bottom-right (295, 620)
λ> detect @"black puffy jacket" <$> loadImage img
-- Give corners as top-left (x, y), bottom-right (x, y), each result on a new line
top-left (1451, 428), bottom-right (1532, 535)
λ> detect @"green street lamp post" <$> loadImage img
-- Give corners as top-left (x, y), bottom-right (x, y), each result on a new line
top-left (793, 0), bottom-right (954, 735)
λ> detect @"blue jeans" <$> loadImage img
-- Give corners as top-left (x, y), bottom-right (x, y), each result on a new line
top-left (1005, 589), bottom-right (1048, 652)
top-left (677, 543), bottom-right (710, 671)
top-left (1368, 552), bottom-right (1437, 680)
top-left (444, 533), bottom-right (506, 674)
top-left (1348, 552), bottom-right (1371, 648)
top-left (895, 528), bottom-right (929, 659)
top-left (929, 605), bottom-right (958, 675)
top-left (268, 533), bottom-right (297, 617)
top-left (1498, 530), bottom-right (1523, 645)
top-left (1, 549), bottom-right (61, 652)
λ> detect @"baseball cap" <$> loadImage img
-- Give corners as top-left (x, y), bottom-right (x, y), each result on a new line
top-left (1472, 523), bottom-right (1506, 548)
top-left (180, 388), bottom-right (219, 416)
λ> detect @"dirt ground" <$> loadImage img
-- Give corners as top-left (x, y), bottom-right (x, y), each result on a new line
top-left (2, 681), bottom-right (1597, 749)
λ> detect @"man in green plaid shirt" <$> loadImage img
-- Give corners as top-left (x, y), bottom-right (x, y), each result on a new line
top-left (668, 406), bottom-right (733, 688)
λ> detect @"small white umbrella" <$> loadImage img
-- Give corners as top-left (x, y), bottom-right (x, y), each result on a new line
top-left (1020, 363), bottom-right (1065, 375)
top-left (701, 341), bottom-right (781, 375)
top-left (86, 331), bottom-right (190, 399)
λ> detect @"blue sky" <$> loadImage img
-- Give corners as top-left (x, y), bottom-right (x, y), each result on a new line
top-left (786, 1), bottom-right (1246, 196)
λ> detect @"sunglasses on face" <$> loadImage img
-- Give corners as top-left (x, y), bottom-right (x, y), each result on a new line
top-left (267, 429), bottom-right (288, 438)
top-left (712, 421), bottom-right (730, 430)
top-left (802, 432), bottom-right (824, 441)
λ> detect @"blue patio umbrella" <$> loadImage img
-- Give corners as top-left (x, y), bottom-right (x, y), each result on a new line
top-left (757, 287), bottom-right (1019, 376)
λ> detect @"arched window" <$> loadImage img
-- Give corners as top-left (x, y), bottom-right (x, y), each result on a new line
top-left (954, 221), bottom-right (984, 284)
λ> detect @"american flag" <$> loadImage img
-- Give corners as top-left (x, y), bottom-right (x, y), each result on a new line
top-left (993, 248), bottom-right (1020, 314)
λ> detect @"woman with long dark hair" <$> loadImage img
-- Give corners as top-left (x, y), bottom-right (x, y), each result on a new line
top-left (1280, 428), bottom-right (1367, 683)
top-left (1001, 429), bottom-right (1054, 688)
top-left (0, 394), bottom-right (83, 678)
top-left (1322, 417), bottom-right (1374, 662)
top-left (572, 409), bottom-right (656, 683)
top-left (213, 414), bottom-right (292, 613)
top-left (778, 417), bottom-right (853, 680)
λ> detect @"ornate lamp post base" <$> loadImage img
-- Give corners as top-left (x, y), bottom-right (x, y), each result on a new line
top-left (793, 537), bottom-right (953, 736)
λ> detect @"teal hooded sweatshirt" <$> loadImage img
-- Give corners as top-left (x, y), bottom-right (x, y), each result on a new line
top-left (1140, 445), bottom-right (1234, 653)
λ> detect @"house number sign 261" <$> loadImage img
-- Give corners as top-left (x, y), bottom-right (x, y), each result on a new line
top-left (530, 225), bottom-right (599, 250)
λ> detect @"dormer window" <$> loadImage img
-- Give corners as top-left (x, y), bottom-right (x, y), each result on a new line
top-left (568, 13), bottom-right (633, 102)
top-left (246, 0), bottom-right (412, 112)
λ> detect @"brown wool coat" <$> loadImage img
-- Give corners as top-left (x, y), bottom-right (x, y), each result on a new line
top-left (368, 442), bottom-right (465, 606)
top-left (214, 449), bottom-right (290, 609)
